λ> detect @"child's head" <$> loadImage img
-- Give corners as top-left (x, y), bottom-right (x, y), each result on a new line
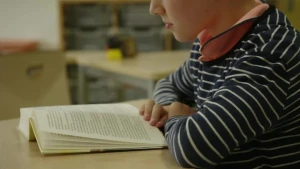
top-left (150, 0), bottom-right (262, 42)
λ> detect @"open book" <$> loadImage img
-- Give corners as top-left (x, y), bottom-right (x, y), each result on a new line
top-left (18, 103), bottom-right (167, 154)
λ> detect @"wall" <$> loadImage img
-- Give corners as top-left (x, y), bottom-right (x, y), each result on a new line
top-left (276, 0), bottom-right (300, 30)
top-left (0, 0), bottom-right (60, 50)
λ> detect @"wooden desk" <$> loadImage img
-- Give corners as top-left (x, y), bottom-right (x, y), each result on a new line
top-left (65, 50), bottom-right (190, 103)
top-left (0, 100), bottom-right (182, 169)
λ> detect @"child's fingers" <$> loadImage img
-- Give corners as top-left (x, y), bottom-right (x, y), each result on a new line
top-left (155, 114), bottom-right (168, 128)
top-left (139, 104), bottom-right (145, 115)
top-left (144, 100), bottom-right (155, 121)
top-left (150, 104), bottom-right (163, 126)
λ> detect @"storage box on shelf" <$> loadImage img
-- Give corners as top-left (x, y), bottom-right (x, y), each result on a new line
top-left (71, 28), bottom-right (108, 50)
top-left (62, 3), bottom-right (112, 50)
top-left (118, 3), bottom-right (165, 52)
top-left (68, 67), bottom-right (121, 104)
top-left (119, 4), bottom-right (162, 27)
top-left (120, 27), bottom-right (165, 52)
top-left (63, 4), bottom-right (112, 28)
top-left (86, 71), bottom-right (120, 104)
top-left (73, 4), bottom-right (112, 28)
top-left (88, 79), bottom-right (119, 104)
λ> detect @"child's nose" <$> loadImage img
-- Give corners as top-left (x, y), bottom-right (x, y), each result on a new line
top-left (149, 0), bottom-right (165, 16)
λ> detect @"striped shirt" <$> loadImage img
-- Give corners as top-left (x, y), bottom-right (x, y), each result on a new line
top-left (153, 4), bottom-right (300, 169)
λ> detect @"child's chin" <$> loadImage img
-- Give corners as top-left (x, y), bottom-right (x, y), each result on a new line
top-left (173, 34), bottom-right (195, 43)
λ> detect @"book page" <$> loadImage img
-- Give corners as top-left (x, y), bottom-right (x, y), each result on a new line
top-left (34, 104), bottom-right (165, 145)
top-left (18, 108), bottom-right (34, 140)
top-left (18, 107), bottom-right (47, 141)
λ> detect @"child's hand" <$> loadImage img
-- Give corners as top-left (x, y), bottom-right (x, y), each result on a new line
top-left (139, 100), bottom-right (170, 128)
top-left (169, 102), bottom-right (196, 118)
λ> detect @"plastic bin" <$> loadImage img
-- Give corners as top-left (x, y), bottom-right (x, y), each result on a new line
top-left (122, 27), bottom-right (165, 52)
top-left (73, 4), bottom-right (112, 28)
top-left (88, 79), bottom-right (118, 103)
top-left (73, 28), bottom-right (108, 50)
top-left (85, 67), bottom-right (107, 78)
top-left (120, 4), bottom-right (162, 27)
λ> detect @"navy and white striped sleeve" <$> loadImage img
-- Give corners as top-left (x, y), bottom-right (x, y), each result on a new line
top-left (164, 46), bottom-right (291, 168)
top-left (152, 54), bottom-right (195, 106)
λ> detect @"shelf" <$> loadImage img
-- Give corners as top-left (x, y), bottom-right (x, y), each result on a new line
top-left (59, 0), bottom-right (180, 52)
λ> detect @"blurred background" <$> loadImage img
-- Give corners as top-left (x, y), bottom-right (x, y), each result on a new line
top-left (0, 0), bottom-right (299, 120)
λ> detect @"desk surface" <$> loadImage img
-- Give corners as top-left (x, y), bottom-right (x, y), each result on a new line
top-left (0, 100), bottom-right (181, 169)
top-left (66, 50), bottom-right (190, 80)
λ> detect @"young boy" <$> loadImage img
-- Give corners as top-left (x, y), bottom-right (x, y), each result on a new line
top-left (139, 0), bottom-right (300, 168)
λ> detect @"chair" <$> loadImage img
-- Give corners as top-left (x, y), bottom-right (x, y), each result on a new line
top-left (0, 51), bottom-right (70, 120)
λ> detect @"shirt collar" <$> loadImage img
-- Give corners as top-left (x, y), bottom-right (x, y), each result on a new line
top-left (198, 3), bottom-right (269, 62)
